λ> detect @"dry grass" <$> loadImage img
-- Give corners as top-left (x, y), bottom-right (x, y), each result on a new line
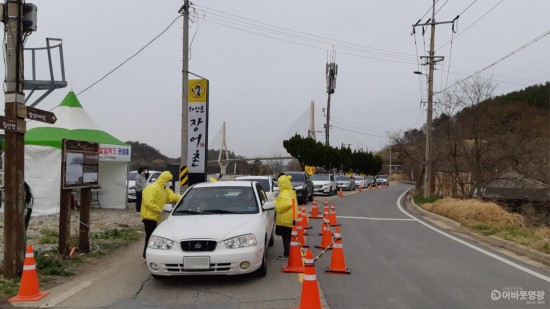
top-left (422, 198), bottom-right (526, 226)
top-left (420, 198), bottom-right (550, 254)
top-left (389, 173), bottom-right (409, 182)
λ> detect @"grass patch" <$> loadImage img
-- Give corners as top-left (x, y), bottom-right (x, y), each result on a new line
top-left (38, 228), bottom-right (59, 244)
top-left (0, 226), bottom-right (142, 302)
top-left (471, 222), bottom-right (498, 236)
top-left (418, 198), bottom-right (550, 254)
top-left (414, 196), bottom-right (438, 205)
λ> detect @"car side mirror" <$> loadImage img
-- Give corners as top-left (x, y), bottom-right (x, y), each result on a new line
top-left (163, 204), bottom-right (174, 213)
top-left (263, 201), bottom-right (275, 211)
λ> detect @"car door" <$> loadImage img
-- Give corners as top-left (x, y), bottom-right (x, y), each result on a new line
top-left (256, 183), bottom-right (274, 242)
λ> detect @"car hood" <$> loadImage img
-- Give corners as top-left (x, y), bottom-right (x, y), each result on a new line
top-left (155, 214), bottom-right (263, 241)
top-left (312, 180), bottom-right (330, 185)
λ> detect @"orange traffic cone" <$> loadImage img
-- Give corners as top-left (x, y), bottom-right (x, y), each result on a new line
top-left (310, 196), bottom-right (322, 219)
top-left (319, 206), bottom-right (330, 235)
top-left (9, 244), bottom-right (49, 302)
top-left (295, 249), bottom-right (323, 309)
top-left (315, 218), bottom-right (333, 250)
top-left (329, 203), bottom-right (340, 227)
top-left (283, 226), bottom-right (305, 273)
top-left (301, 205), bottom-right (311, 230)
top-left (326, 227), bottom-right (351, 274)
top-left (309, 199), bottom-right (321, 219)
top-left (358, 184), bottom-right (362, 192)
top-left (368, 183), bottom-right (372, 191)
top-left (296, 224), bottom-right (309, 248)
top-left (338, 187), bottom-right (343, 197)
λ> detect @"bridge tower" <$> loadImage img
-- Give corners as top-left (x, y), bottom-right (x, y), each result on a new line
top-left (307, 100), bottom-right (316, 140)
top-left (218, 121), bottom-right (230, 175)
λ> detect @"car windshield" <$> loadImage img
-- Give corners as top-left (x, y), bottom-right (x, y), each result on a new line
top-left (128, 171), bottom-right (137, 181)
top-left (355, 176), bottom-right (364, 181)
top-left (366, 176), bottom-right (374, 181)
top-left (286, 172), bottom-right (305, 182)
top-left (336, 175), bottom-right (350, 181)
top-left (377, 175), bottom-right (388, 180)
top-left (172, 186), bottom-right (259, 215)
top-left (311, 174), bottom-right (330, 181)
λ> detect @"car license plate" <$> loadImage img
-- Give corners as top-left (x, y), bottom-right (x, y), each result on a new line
top-left (183, 256), bottom-right (210, 270)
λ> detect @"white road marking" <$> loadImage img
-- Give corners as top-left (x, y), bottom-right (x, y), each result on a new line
top-left (396, 190), bottom-right (550, 283)
top-left (337, 216), bottom-right (415, 221)
top-left (40, 280), bottom-right (93, 308)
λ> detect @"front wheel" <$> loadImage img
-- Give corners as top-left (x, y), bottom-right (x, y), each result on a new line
top-left (253, 249), bottom-right (268, 277)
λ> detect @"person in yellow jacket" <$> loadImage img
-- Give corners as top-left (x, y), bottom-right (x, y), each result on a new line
top-left (140, 171), bottom-right (181, 259)
top-left (274, 174), bottom-right (298, 259)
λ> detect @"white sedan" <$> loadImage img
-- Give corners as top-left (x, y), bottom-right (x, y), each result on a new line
top-left (146, 181), bottom-right (275, 278)
top-left (234, 175), bottom-right (278, 202)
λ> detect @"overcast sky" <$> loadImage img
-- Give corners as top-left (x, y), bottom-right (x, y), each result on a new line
top-left (3, 1), bottom-right (549, 159)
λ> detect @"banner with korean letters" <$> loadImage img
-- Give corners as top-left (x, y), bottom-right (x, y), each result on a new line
top-left (99, 144), bottom-right (131, 162)
top-left (187, 79), bottom-right (208, 174)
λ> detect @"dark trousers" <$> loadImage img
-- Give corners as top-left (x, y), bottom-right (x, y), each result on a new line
top-left (282, 235), bottom-right (291, 256)
top-left (143, 219), bottom-right (157, 258)
top-left (135, 191), bottom-right (143, 212)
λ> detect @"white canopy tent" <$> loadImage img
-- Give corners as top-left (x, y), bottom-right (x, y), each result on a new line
top-left (22, 91), bottom-right (131, 215)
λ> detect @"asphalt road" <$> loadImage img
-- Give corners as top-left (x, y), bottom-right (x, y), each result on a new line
top-left (311, 183), bottom-right (550, 308)
top-left (7, 183), bottom-right (550, 308)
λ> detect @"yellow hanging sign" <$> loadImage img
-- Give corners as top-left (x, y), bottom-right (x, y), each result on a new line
top-left (188, 79), bottom-right (207, 102)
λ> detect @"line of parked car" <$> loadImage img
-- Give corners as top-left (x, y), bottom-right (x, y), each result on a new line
top-left (127, 169), bottom-right (389, 279)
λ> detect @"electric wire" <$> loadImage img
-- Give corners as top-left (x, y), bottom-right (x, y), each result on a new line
top-left (439, 29), bottom-right (550, 93)
top-left (331, 125), bottom-right (387, 138)
top-left (443, 31), bottom-right (455, 91)
top-left (195, 4), bottom-right (416, 60)
top-left (201, 15), bottom-right (416, 62)
top-left (201, 13), bottom-right (416, 61)
top-left (203, 17), bottom-right (418, 65)
top-left (434, 0), bottom-right (451, 15)
top-left (76, 15), bottom-right (182, 96)
top-left (436, 0), bottom-right (504, 51)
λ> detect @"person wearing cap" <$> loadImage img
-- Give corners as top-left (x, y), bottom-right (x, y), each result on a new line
top-left (274, 174), bottom-right (298, 259)
top-left (140, 171), bottom-right (181, 260)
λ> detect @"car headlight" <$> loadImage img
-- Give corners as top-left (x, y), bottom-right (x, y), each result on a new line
top-left (148, 235), bottom-right (174, 250)
top-left (224, 234), bottom-right (257, 249)
top-left (295, 185), bottom-right (304, 190)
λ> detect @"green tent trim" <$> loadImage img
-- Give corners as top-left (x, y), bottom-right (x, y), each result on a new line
top-left (25, 127), bottom-right (128, 149)
top-left (59, 91), bottom-right (83, 108)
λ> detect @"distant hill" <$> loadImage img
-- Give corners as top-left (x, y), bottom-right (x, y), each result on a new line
top-left (126, 141), bottom-right (275, 175)
top-left (493, 82), bottom-right (549, 109)
top-left (126, 141), bottom-right (177, 171)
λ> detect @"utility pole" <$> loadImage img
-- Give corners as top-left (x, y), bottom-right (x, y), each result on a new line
top-left (325, 56), bottom-right (337, 146)
top-left (3, 0), bottom-right (26, 279)
top-left (412, 0), bottom-right (454, 198)
top-left (179, 0), bottom-right (190, 193)
top-left (425, 6), bottom-right (435, 199)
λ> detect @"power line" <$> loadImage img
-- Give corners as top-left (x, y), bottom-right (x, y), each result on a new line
top-left (439, 28), bottom-right (550, 93)
top-left (196, 4), bottom-right (416, 60)
top-left (330, 125), bottom-right (387, 138)
top-left (436, 0), bottom-right (504, 51)
top-left (77, 15), bottom-right (182, 96)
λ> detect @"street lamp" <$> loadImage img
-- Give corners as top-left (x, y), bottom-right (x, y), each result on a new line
top-left (414, 70), bottom-right (433, 198)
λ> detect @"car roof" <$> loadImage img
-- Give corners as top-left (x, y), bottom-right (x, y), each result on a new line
top-left (192, 180), bottom-right (255, 188)
top-left (235, 176), bottom-right (272, 180)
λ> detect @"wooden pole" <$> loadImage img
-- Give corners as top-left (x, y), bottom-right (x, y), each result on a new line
top-left (79, 188), bottom-right (91, 252)
top-left (3, 0), bottom-right (26, 279)
top-left (58, 189), bottom-right (72, 257)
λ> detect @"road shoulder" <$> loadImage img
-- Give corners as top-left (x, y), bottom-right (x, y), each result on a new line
top-left (403, 190), bottom-right (550, 272)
